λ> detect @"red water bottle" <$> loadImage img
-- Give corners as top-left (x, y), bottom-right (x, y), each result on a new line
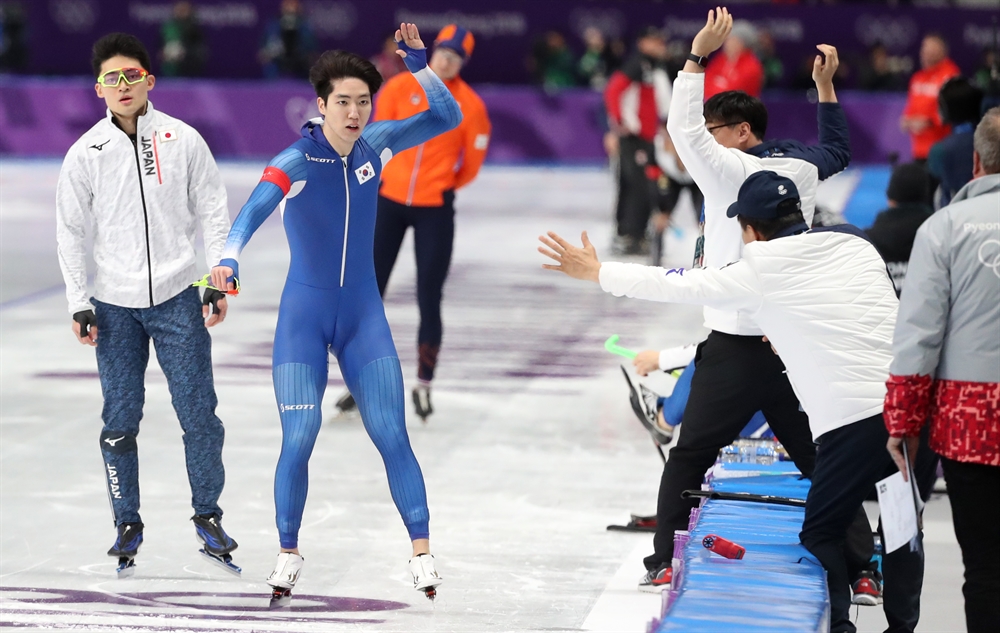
top-left (702, 534), bottom-right (746, 559)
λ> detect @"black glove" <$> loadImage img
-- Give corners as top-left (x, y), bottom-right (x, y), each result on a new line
top-left (73, 309), bottom-right (96, 337)
top-left (202, 288), bottom-right (225, 315)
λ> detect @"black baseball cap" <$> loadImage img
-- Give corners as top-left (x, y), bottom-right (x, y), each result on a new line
top-left (726, 170), bottom-right (802, 220)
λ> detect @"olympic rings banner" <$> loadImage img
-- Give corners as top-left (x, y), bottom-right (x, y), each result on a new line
top-left (9, 0), bottom-right (998, 84)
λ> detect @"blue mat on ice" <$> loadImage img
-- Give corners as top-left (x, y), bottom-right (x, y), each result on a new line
top-left (656, 470), bottom-right (830, 632)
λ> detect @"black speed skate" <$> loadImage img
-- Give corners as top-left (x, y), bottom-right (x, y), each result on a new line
top-left (412, 385), bottom-right (433, 422)
top-left (108, 522), bottom-right (143, 579)
top-left (331, 391), bottom-right (358, 420)
top-left (192, 514), bottom-right (241, 576)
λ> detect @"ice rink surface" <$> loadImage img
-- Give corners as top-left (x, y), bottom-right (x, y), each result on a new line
top-left (1, 162), bottom-right (965, 632)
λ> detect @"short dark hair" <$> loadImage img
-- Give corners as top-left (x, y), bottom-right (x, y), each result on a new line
top-left (309, 50), bottom-right (384, 102)
top-left (704, 91), bottom-right (768, 140)
top-left (91, 33), bottom-right (152, 78)
top-left (737, 210), bottom-right (805, 240)
top-left (938, 77), bottom-right (983, 125)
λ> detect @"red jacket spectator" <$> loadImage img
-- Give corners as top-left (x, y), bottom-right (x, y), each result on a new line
top-left (604, 53), bottom-right (671, 142)
top-left (901, 35), bottom-right (961, 160)
top-left (704, 49), bottom-right (764, 98)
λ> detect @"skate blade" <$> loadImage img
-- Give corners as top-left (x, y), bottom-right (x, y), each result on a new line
top-left (199, 549), bottom-right (242, 576)
top-left (116, 557), bottom-right (135, 579)
top-left (269, 588), bottom-right (292, 609)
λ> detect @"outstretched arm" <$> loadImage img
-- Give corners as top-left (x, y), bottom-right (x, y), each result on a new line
top-left (537, 230), bottom-right (762, 312)
top-left (363, 23), bottom-right (463, 163)
top-left (210, 147), bottom-right (307, 291)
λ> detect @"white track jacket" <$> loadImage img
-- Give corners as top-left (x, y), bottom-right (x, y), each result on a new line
top-left (599, 226), bottom-right (898, 439)
top-left (56, 102), bottom-right (230, 315)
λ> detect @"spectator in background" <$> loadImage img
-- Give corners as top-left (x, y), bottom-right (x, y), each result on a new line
top-left (973, 49), bottom-right (996, 93)
top-left (578, 27), bottom-right (621, 91)
top-left (928, 77), bottom-right (983, 208)
top-left (258, 0), bottom-right (316, 79)
top-left (704, 20), bottom-right (763, 98)
top-left (604, 26), bottom-right (671, 255)
top-left (884, 107), bottom-right (1000, 633)
top-left (528, 30), bottom-right (577, 91)
top-left (757, 30), bottom-right (784, 88)
top-left (371, 33), bottom-right (406, 82)
top-left (859, 43), bottom-right (906, 92)
top-left (866, 162), bottom-right (933, 296)
top-left (0, 2), bottom-right (28, 73)
top-left (160, 1), bottom-right (205, 77)
top-left (900, 33), bottom-right (960, 161)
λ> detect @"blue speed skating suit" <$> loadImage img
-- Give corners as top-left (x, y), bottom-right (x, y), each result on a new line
top-left (218, 53), bottom-right (461, 549)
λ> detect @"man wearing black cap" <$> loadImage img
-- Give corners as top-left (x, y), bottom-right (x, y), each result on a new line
top-left (540, 170), bottom-right (923, 633)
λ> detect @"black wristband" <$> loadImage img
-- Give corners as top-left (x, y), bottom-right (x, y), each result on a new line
top-left (687, 53), bottom-right (708, 68)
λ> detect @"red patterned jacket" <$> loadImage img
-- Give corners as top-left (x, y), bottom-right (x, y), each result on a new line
top-left (883, 174), bottom-right (1000, 466)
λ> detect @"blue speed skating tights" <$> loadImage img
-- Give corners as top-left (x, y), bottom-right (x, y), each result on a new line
top-left (657, 359), bottom-right (771, 436)
top-left (271, 279), bottom-right (429, 549)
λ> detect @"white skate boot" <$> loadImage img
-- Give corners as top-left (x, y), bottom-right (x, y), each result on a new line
top-left (408, 553), bottom-right (443, 600)
top-left (266, 552), bottom-right (304, 608)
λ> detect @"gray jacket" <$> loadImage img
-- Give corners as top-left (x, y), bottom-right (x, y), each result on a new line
top-left (890, 174), bottom-right (1000, 382)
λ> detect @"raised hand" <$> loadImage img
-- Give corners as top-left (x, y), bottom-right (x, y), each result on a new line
top-left (538, 231), bottom-right (602, 283)
top-left (812, 44), bottom-right (839, 86)
top-left (395, 22), bottom-right (426, 57)
top-left (691, 6), bottom-right (733, 57)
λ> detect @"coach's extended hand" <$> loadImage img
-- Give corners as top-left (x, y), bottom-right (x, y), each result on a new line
top-left (538, 231), bottom-right (602, 283)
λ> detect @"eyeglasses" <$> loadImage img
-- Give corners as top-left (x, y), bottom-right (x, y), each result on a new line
top-left (706, 121), bottom-right (745, 134)
top-left (98, 67), bottom-right (148, 87)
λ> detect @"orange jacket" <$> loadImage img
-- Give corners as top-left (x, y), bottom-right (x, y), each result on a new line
top-left (375, 72), bottom-right (491, 207)
top-left (903, 58), bottom-right (960, 159)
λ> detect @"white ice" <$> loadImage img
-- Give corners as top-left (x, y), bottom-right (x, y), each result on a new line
top-left (1, 162), bottom-right (964, 632)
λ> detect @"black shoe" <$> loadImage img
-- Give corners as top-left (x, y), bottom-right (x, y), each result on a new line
top-left (412, 385), bottom-right (433, 421)
top-left (192, 514), bottom-right (238, 556)
top-left (108, 522), bottom-right (144, 558)
top-left (335, 391), bottom-right (356, 413)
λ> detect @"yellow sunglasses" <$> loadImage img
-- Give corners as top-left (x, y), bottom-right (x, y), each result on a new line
top-left (98, 67), bottom-right (149, 87)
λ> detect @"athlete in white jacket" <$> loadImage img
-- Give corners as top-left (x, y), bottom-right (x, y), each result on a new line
top-left (540, 170), bottom-right (922, 633)
top-left (54, 33), bottom-right (238, 575)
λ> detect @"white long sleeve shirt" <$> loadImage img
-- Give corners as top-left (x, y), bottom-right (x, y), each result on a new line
top-left (599, 227), bottom-right (897, 439)
top-left (56, 102), bottom-right (230, 315)
top-left (665, 71), bottom-right (851, 336)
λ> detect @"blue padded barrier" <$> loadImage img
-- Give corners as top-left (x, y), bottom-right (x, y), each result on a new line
top-left (655, 468), bottom-right (830, 632)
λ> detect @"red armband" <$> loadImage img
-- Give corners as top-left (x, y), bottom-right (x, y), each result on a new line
top-left (261, 166), bottom-right (291, 195)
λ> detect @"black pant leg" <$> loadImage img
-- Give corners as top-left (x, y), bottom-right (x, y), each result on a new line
top-left (941, 457), bottom-right (1000, 633)
top-left (411, 195), bottom-right (455, 382)
top-left (800, 415), bottom-right (898, 633)
top-left (373, 195), bottom-right (412, 297)
top-left (616, 136), bottom-right (655, 241)
top-left (644, 333), bottom-right (768, 570)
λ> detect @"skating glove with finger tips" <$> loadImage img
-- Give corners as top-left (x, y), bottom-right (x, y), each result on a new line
top-left (73, 309), bottom-right (96, 337)
top-left (202, 287), bottom-right (225, 315)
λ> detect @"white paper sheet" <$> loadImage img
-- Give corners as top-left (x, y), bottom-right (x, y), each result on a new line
top-left (876, 471), bottom-right (920, 553)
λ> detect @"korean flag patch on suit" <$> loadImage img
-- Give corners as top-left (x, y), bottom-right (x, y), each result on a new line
top-left (355, 161), bottom-right (375, 185)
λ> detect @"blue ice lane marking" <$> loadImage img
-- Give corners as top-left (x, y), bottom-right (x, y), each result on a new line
top-left (841, 165), bottom-right (892, 229)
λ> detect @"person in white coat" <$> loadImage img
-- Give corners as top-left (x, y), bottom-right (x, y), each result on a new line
top-left (55, 33), bottom-right (238, 572)
top-left (539, 170), bottom-right (922, 633)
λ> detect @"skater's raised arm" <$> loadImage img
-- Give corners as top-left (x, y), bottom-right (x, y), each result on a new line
top-left (211, 148), bottom-right (308, 291)
top-left (364, 24), bottom-right (462, 162)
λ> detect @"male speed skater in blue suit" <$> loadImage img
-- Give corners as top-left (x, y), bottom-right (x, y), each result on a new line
top-left (209, 23), bottom-right (460, 604)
